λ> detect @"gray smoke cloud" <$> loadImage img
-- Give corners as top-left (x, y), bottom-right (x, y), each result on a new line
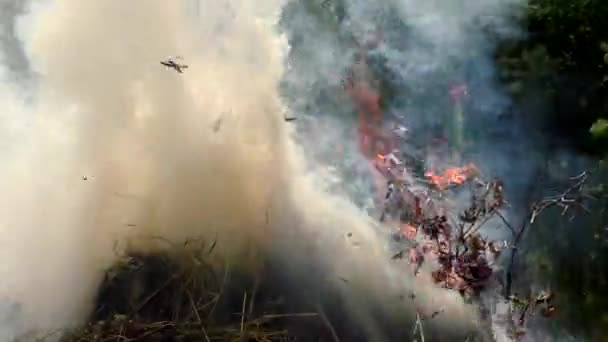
top-left (279, 0), bottom-right (555, 340)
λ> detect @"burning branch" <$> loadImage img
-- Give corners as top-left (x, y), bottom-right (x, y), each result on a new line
top-left (384, 154), bottom-right (594, 339)
top-left (388, 173), bottom-right (508, 300)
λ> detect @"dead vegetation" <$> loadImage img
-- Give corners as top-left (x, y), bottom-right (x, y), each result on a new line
top-left (59, 238), bottom-right (322, 342)
top-left (386, 162), bottom-right (593, 340)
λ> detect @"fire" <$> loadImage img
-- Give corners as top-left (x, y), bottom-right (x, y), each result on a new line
top-left (400, 223), bottom-right (418, 240)
top-left (424, 163), bottom-right (477, 189)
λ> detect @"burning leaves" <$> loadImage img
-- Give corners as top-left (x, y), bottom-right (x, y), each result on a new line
top-left (379, 154), bottom-right (580, 309)
top-left (424, 163), bottom-right (478, 190)
top-left (376, 161), bottom-right (597, 341)
top-left (385, 170), bottom-right (509, 300)
top-left (426, 233), bottom-right (495, 299)
top-left (385, 170), bottom-right (532, 307)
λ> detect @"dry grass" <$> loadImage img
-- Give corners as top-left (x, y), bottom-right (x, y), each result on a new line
top-left (59, 238), bottom-right (319, 342)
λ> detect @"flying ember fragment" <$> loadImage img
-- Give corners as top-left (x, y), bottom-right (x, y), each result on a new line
top-left (160, 56), bottom-right (188, 73)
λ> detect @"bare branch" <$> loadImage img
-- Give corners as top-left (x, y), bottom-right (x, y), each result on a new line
top-left (530, 171), bottom-right (589, 224)
top-left (505, 167), bottom-right (593, 298)
top-left (494, 210), bottom-right (517, 236)
top-left (412, 311), bottom-right (426, 342)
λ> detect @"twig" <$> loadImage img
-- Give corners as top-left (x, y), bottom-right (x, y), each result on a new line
top-left (134, 273), bottom-right (179, 313)
top-left (259, 313), bottom-right (319, 319)
top-left (417, 312), bottom-right (425, 342)
top-left (494, 210), bottom-right (517, 236)
top-left (240, 292), bottom-right (247, 339)
top-left (317, 304), bottom-right (340, 342)
top-left (116, 324), bottom-right (124, 342)
top-left (188, 291), bottom-right (210, 342)
top-left (208, 261), bottom-right (230, 319)
top-left (101, 334), bottom-right (130, 342)
top-left (529, 171), bottom-right (588, 224)
top-left (463, 214), bottom-right (493, 239)
top-left (126, 322), bottom-right (174, 341)
top-left (504, 170), bottom-right (544, 298)
top-left (412, 311), bottom-right (425, 342)
top-left (248, 272), bottom-right (261, 317)
top-left (207, 234), bottom-right (218, 255)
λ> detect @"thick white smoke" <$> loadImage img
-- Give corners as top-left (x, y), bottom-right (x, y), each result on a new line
top-left (0, 0), bottom-right (482, 340)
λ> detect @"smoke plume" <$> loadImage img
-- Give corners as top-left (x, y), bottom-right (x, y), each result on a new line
top-left (0, 0), bottom-right (484, 340)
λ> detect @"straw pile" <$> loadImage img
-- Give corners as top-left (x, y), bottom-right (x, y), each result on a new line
top-left (61, 239), bottom-right (321, 341)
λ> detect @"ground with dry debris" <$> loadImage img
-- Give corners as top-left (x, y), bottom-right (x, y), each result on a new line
top-left (60, 246), bottom-right (333, 342)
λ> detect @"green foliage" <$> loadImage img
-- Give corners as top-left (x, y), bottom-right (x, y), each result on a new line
top-left (497, 0), bottom-right (608, 154)
top-left (589, 118), bottom-right (608, 139)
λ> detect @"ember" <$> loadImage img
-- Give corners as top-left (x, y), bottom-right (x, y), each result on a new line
top-left (424, 163), bottom-right (478, 189)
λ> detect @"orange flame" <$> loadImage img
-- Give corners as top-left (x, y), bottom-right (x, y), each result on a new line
top-left (400, 223), bottom-right (418, 240)
top-left (425, 163), bottom-right (477, 189)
